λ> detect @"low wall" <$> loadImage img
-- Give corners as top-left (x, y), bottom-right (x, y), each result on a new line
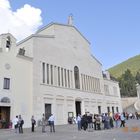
top-left (121, 97), bottom-right (138, 113)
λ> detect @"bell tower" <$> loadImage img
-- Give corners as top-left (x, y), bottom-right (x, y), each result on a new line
top-left (0, 33), bottom-right (16, 53)
top-left (68, 14), bottom-right (73, 26)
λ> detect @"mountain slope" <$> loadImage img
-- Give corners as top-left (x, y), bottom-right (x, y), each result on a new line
top-left (108, 54), bottom-right (140, 78)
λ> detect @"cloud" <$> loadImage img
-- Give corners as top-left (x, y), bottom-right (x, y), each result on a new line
top-left (0, 0), bottom-right (42, 41)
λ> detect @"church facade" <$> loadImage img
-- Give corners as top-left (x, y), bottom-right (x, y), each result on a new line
top-left (0, 20), bottom-right (122, 128)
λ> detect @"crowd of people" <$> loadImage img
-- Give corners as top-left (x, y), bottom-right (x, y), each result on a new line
top-left (10, 111), bottom-right (140, 134)
top-left (71, 112), bottom-right (140, 131)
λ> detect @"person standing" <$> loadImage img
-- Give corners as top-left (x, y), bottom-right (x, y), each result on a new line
top-left (12, 116), bottom-right (19, 133)
top-left (93, 114), bottom-right (97, 130)
top-left (96, 115), bottom-right (101, 130)
top-left (42, 114), bottom-right (46, 133)
top-left (48, 114), bottom-right (55, 132)
top-left (31, 115), bottom-right (36, 132)
top-left (135, 112), bottom-right (139, 120)
top-left (104, 113), bottom-right (110, 129)
top-left (120, 113), bottom-right (125, 127)
top-left (114, 113), bottom-right (120, 128)
top-left (87, 114), bottom-right (93, 131)
top-left (81, 114), bottom-right (88, 131)
top-left (77, 114), bottom-right (81, 131)
top-left (18, 115), bottom-right (24, 133)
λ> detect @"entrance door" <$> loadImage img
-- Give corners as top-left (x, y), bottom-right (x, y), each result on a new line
top-left (0, 106), bottom-right (10, 128)
top-left (45, 104), bottom-right (51, 120)
top-left (75, 101), bottom-right (81, 116)
top-left (112, 106), bottom-right (114, 114)
top-left (107, 106), bottom-right (110, 113)
top-left (98, 106), bottom-right (101, 114)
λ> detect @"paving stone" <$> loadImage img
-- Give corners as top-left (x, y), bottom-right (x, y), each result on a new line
top-left (0, 119), bottom-right (140, 140)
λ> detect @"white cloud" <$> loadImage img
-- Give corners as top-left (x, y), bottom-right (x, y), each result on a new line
top-left (0, 0), bottom-right (10, 9)
top-left (0, 0), bottom-right (42, 41)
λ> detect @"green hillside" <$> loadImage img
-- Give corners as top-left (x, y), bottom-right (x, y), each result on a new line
top-left (108, 54), bottom-right (140, 78)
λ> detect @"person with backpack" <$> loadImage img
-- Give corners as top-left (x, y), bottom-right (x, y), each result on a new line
top-left (18, 115), bottom-right (24, 133)
top-left (31, 115), bottom-right (36, 132)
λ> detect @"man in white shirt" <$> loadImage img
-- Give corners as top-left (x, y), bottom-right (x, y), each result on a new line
top-left (48, 114), bottom-right (55, 132)
top-left (12, 116), bottom-right (18, 133)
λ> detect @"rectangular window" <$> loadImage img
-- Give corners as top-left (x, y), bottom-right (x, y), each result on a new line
top-left (47, 64), bottom-right (49, 84)
top-left (67, 70), bottom-right (70, 88)
top-left (97, 79), bottom-right (100, 92)
top-left (61, 68), bottom-right (63, 86)
top-left (42, 62), bottom-right (45, 83)
top-left (64, 69), bottom-right (67, 87)
top-left (85, 75), bottom-right (88, 91)
top-left (58, 67), bottom-right (60, 86)
top-left (91, 77), bottom-right (94, 92)
top-left (3, 78), bottom-right (10, 89)
top-left (81, 74), bottom-right (84, 90)
top-left (104, 85), bottom-right (109, 95)
top-left (50, 65), bottom-right (53, 85)
top-left (93, 77), bottom-right (95, 91)
top-left (84, 75), bottom-right (86, 90)
top-left (113, 86), bottom-right (118, 96)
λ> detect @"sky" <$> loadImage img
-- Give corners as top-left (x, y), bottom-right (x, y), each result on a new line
top-left (0, 0), bottom-right (140, 70)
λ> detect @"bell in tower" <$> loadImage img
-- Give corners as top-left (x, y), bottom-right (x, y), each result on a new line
top-left (6, 36), bottom-right (11, 52)
top-left (0, 33), bottom-right (16, 53)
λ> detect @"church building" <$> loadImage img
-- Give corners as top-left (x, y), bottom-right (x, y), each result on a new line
top-left (0, 16), bottom-right (122, 128)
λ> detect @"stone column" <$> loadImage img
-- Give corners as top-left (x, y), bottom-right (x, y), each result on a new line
top-left (136, 84), bottom-right (140, 99)
top-left (81, 100), bottom-right (85, 115)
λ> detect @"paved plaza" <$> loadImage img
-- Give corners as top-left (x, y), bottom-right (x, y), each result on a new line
top-left (0, 119), bottom-right (140, 140)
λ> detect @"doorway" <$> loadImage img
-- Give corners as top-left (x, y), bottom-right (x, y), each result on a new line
top-left (45, 104), bottom-right (51, 120)
top-left (0, 106), bottom-right (10, 128)
top-left (98, 106), bottom-right (101, 114)
top-left (107, 106), bottom-right (110, 113)
top-left (75, 101), bottom-right (81, 116)
top-left (112, 106), bottom-right (114, 114)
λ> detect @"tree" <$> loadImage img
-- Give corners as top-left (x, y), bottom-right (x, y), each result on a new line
top-left (136, 71), bottom-right (140, 85)
top-left (118, 69), bottom-right (137, 97)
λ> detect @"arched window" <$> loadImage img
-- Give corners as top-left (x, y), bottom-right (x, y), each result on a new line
top-left (1, 97), bottom-right (10, 103)
top-left (6, 36), bottom-right (11, 52)
top-left (74, 66), bottom-right (80, 89)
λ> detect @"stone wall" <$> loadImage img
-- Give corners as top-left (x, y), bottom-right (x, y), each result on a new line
top-left (121, 97), bottom-right (138, 113)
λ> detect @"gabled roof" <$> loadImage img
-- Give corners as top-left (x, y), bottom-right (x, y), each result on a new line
top-left (36, 22), bottom-right (91, 45)
top-left (17, 34), bottom-right (55, 46)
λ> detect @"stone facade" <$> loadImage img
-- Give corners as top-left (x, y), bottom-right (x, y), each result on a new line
top-left (0, 22), bottom-right (122, 128)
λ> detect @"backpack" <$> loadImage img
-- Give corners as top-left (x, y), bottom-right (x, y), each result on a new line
top-left (21, 120), bottom-right (24, 125)
top-left (34, 120), bottom-right (36, 125)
